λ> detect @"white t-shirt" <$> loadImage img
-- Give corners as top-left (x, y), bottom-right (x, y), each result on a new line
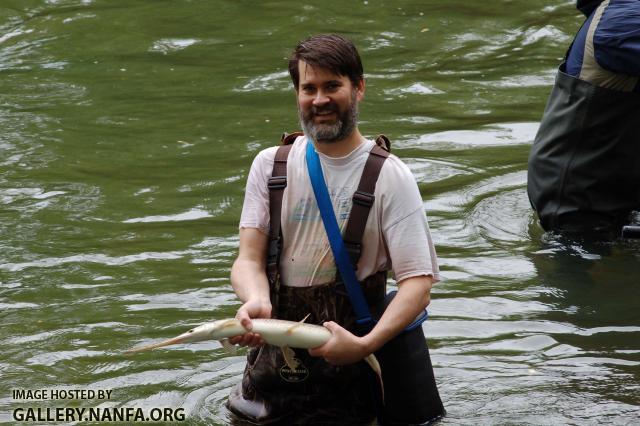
top-left (240, 136), bottom-right (440, 287)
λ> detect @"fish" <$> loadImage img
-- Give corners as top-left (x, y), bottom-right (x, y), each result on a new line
top-left (125, 316), bottom-right (383, 396)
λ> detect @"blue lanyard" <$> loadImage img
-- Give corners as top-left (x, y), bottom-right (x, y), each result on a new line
top-left (305, 139), bottom-right (374, 326)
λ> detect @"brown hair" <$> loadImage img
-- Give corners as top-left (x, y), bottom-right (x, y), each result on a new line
top-left (288, 34), bottom-right (364, 90)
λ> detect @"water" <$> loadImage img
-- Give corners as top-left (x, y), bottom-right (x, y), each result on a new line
top-left (1, 0), bottom-right (639, 424)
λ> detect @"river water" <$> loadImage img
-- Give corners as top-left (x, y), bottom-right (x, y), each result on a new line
top-left (1, 0), bottom-right (639, 424)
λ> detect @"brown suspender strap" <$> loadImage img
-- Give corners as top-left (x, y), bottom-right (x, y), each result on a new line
top-left (266, 132), bottom-right (302, 285)
top-left (343, 143), bottom-right (390, 269)
top-left (266, 144), bottom-right (293, 284)
top-left (267, 132), bottom-right (389, 282)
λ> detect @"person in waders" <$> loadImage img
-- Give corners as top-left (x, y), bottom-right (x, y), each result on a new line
top-left (226, 34), bottom-right (446, 424)
top-left (527, 0), bottom-right (640, 236)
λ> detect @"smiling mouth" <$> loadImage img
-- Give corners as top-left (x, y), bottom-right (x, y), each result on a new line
top-left (313, 111), bottom-right (336, 120)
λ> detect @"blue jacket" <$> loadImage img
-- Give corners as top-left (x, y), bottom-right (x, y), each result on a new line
top-left (567, 0), bottom-right (640, 89)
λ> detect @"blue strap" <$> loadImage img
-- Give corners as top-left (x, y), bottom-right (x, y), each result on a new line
top-left (305, 140), bottom-right (374, 326)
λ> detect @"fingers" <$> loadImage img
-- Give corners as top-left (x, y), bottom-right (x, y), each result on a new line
top-left (322, 321), bottom-right (339, 332)
top-left (309, 346), bottom-right (337, 365)
top-left (239, 332), bottom-right (264, 346)
top-left (231, 309), bottom-right (260, 346)
top-left (230, 300), bottom-right (273, 348)
top-left (235, 309), bottom-right (254, 331)
top-left (229, 332), bottom-right (264, 347)
top-left (308, 322), bottom-right (339, 358)
top-left (308, 346), bottom-right (323, 357)
top-left (239, 316), bottom-right (253, 331)
top-left (308, 322), bottom-right (364, 365)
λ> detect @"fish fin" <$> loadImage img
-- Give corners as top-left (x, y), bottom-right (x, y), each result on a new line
top-left (299, 313), bottom-right (311, 324)
top-left (221, 319), bottom-right (240, 329)
top-left (220, 338), bottom-right (237, 354)
top-left (281, 346), bottom-right (299, 370)
top-left (285, 314), bottom-right (311, 335)
top-left (365, 354), bottom-right (384, 403)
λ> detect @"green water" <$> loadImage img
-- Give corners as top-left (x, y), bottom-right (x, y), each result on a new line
top-left (1, 0), bottom-right (639, 424)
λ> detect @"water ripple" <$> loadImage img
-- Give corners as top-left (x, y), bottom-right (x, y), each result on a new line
top-left (469, 68), bottom-right (557, 88)
top-left (234, 71), bottom-right (289, 92)
top-left (26, 349), bottom-right (103, 366)
top-left (120, 287), bottom-right (236, 312)
top-left (399, 122), bottom-right (538, 149)
top-left (149, 38), bottom-right (200, 54)
top-left (384, 82), bottom-right (444, 96)
top-left (122, 207), bottom-right (212, 224)
top-left (428, 319), bottom-right (575, 339)
top-left (1, 251), bottom-right (186, 272)
top-left (434, 296), bottom-right (551, 320)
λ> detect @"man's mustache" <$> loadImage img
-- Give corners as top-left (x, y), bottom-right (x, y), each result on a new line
top-left (311, 104), bottom-right (339, 115)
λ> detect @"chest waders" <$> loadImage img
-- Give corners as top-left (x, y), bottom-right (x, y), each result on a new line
top-left (527, 8), bottom-right (640, 234)
top-left (227, 133), bottom-right (444, 425)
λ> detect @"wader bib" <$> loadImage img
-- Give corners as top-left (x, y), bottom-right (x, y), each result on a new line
top-left (227, 133), bottom-right (444, 424)
top-left (527, 64), bottom-right (640, 233)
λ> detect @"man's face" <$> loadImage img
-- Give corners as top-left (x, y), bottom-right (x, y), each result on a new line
top-left (296, 61), bottom-right (364, 143)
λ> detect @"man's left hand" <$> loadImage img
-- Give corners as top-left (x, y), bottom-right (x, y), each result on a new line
top-left (308, 321), bottom-right (370, 365)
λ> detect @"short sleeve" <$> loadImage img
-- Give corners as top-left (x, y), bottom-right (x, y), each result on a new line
top-left (239, 147), bottom-right (278, 234)
top-left (378, 157), bottom-right (440, 283)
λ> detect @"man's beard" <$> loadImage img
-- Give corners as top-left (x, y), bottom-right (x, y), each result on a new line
top-left (299, 91), bottom-right (358, 143)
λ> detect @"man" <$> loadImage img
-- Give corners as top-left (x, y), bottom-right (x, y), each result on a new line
top-left (527, 0), bottom-right (640, 235)
top-left (226, 34), bottom-right (444, 424)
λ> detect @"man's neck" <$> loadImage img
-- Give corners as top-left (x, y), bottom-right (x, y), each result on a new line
top-left (312, 129), bottom-right (364, 158)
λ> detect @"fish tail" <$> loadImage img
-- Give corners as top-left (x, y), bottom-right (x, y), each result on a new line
top-left (364, 354), bottom-right (384, 403)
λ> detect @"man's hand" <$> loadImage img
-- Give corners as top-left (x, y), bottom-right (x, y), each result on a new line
top-left (308, 321), bottom-right (370, 365)
top-left (229, 299), bottom-right (272, 347)
top-left (309, 276), bottom-right (433, 365)
top-left (229, 228), bottom-right (271, 347)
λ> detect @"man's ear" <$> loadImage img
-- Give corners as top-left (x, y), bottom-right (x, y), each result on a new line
top-left (356, 78), bottom-right (366, 101)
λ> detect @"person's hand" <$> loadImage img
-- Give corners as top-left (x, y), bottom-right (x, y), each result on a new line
top-left (308, 321), bottom-right (369, 365)
top-left (229, 299), bottom-right (272, 347)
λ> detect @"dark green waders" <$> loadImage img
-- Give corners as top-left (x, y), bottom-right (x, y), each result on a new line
top-left (527, 65), bottom-right (640, 234)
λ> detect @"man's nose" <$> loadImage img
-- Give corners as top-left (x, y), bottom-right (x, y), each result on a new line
top-left (312, 91), bottom-right (330, 106)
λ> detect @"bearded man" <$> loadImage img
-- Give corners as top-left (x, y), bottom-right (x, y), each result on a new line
top-left (226, 34), bottom-right (444, 425)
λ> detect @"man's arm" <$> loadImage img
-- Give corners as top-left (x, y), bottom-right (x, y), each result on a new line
top-left (229, 227), bottom-right (272, 346)
top-left (309, 275), bottom-right (432, 364)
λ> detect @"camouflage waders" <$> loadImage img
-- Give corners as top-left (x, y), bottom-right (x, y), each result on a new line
top-left (228, 273), bottom-right (386, 425)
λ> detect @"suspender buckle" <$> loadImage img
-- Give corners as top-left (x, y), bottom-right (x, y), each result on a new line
top-left (268, 176), bottom-right (287, 190)
top-left (353, 190), bottom-right (375, 207)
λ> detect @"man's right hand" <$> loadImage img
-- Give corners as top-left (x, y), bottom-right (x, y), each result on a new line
top-left (229, 299), bottom-right (272, 347)
top-left (229, 227), bottom-right (272, 347)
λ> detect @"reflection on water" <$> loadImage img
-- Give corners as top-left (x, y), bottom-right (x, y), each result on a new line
top-left (1, 0), bottom-right (639, 424)
top-left (432, 233), bottom-right (639, 424)
top-left (527, 236), bottom-right (640, 416)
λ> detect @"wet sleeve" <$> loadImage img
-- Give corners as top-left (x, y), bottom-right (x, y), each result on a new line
top-left (385, 206), bottom-right (440, 284)
top-left (238, 147), bottom-right (277, 235)
top-left (593, 2), bottom-right (640, 76)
